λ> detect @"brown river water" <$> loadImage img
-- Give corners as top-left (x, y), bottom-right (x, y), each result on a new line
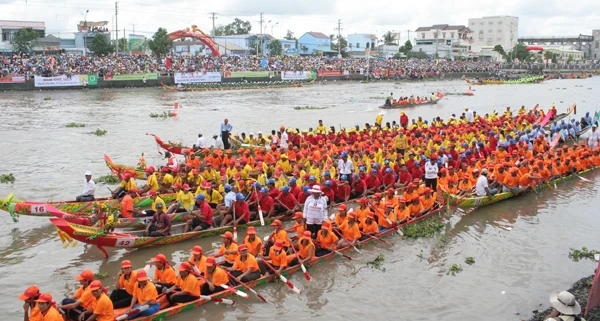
top-left (0, 78), bottom-right (599, 320)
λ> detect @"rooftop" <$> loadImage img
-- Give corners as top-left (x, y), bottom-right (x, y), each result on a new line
top-left (416, 24), bottom-right (470, 32)
top-left (0, 20), bottom-right (45, 29)
top-left (305, 32), bottom-right (329, 39)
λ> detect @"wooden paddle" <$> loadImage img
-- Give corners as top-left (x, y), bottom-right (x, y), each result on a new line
top-left (224, 270), bottom-right (271, 304)
top-left (332, 228), bottom-right (361, 253)
top-left (313, 240), bottom-right (352, 260)
top-left (116, 305), bottom-right (150, 320)
top-left (220, 284), bottom-right (249, 298)
top-left (254, 187), bottom-right (265, 226)
top-left (259, 255), bottom-right (301, 294)
top-left (360, 231), bottom-right (392, 246)
top-left (287, 238), bottom-right (311, 281)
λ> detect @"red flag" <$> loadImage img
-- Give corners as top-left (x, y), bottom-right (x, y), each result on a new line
top-left (436, 92), bottom-right (444, 99)
top-left (585, 260), bottom-right (600, 315)
top-left (165, 57), bottom-right (171, 69)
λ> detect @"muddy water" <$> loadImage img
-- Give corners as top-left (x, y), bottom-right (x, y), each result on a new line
top-left (0, 77), bottom-right (599, 320)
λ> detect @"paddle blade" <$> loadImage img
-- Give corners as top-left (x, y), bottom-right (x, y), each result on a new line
top-left (233, 227), bottom-right (238, 242)
top-left (221, 284), bottom-right (248, 298)
top-left (286, 280), bottom-right (302, 294)
top-left (353, 246), bottom-right (361, 254)
top-left (258, 209), bottom-right (265, 226)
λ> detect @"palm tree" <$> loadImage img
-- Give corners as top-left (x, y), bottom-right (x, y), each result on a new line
top-left (383, 31), bottom-right (396, 45)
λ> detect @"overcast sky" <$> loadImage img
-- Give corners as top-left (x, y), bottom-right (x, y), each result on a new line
top-left (1, 0), bottom-right (598, 41)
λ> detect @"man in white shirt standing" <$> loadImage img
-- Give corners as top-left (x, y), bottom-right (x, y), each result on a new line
top-left (196, 133), bottom-right (207, 148)
top-left (279, 126), bottom-right (289, 150)
top-left (587, 124), bottom-right (600, 150)
top-left (76, 171), bottom-right (96, 202)
top-left (475, 169), bottom-right (497, 197)
top-left (465, 108), bottom-right (475, 123)
top-left (337, 152), bottom-right (353, 181)
top-left (424, 155), bottom-right (439, 190)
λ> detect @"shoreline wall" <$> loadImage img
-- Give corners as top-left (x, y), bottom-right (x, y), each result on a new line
top-left (0, 70), bottom-right (594, 91)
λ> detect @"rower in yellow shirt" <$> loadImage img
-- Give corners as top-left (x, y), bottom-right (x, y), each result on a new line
top-left (315, 120), bottom-right (327, 135)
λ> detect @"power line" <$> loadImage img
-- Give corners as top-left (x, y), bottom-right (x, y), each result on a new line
top-left (335, 19), bottom-right (343, 57)
top-left (115, 1), bottom-right (118, 53)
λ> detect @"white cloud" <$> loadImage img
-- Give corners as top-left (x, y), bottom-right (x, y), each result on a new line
top-left (0, 0), bottom-right (598, 41)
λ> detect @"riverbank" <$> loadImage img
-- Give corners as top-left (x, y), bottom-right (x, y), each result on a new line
top-left (528, 275), bottom-right (600, 321)
top-left (0, 70), bottom-right (593, 91)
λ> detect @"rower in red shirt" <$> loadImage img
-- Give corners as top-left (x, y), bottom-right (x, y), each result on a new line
top-left (351, 174), bottom-right (367, 198)
top-left (410, 161), bottom-right (424, 180)
top-left (274, 186), bottom-right (298, 216)
top-left (320, 180), bottom-right (336, 205)
top-left (288, 178), bottom-right (302, 199)
top-left (220, 193), bottom-right (250, 226)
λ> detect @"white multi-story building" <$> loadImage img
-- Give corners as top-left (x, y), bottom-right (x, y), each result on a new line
top-left (414, 24), bottom-right (472, 59)
top-left (468, 16), bottom-right (518, 54)
top-left (0, 20), bottom-right (45, 52)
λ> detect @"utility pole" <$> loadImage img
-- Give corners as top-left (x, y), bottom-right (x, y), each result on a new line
top-left (405, 29), bottom-right (412, 45)
top-left (209, 12), bottom-right (218, 36)
top-left (258, 13), bottom-right (264, 56)
top-left (335, 19), bottom-right (343, 57)
top-left (123, 28), bottom-right (126, 53)
top-left (130, 24), bottom-right (135, 34)
top-left (115, 2), bottom-right (118, 54)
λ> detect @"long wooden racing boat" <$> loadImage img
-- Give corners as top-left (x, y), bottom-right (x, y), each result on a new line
top-left (146, 133), bottom-right (259, 156)
top-left (104, 155), bottom-right (145, 180)
top-left (465, 76), bottom-right (545, 85)
top-left (443, 166), bottom-right (597, 209)
top-left (540, 104), bottom-right (577, 128)
top-left (161, 81), bottom-right (305, 92)
top-left (0, 192), bottom-right (178, 216)
top-left (0, 195), bottom-right (189, 228)
top-left (111, 205), bottom-right (444, 321)
top-left (50, 214), bottom-right (286, 258)
top-left (379, 100), bottom-right (439, 109)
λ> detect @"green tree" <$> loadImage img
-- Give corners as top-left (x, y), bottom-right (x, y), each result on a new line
top-left (284, 30), bottom-right (296, 40)
top-left (300, 45), bottom-right (309, 54)
top-left (413, 51), bottom-right (428, 59)
top-left (567, 54), bottom-right (574, 63)
top-left (510, 43), bottom-right (530, 62)
top-left (399, 40), bottom-right (413, 57)
top-left (148, 27), bottom-right (173, 57)
top-left (118, 38), bottom-right (128, 52)
top-left (543, 50), bottom-right (553, 60)
top-left (11, 27), bottom-right (39, 53)
top-left (88, 34), bottom-right (114, 56)
top-left (493, 45), bottom-right (506, 57)
top-left (213, 25), bottom-right (225, 36)
top-left (223, 18), bottom-right (252, 35)
top-left (267, 39), bottom-right (282, 56)
top-left (248, 40), bottom-right (258, 55)
top-left (331, 36), bottom-right (348, 57)
top-left (383, 31), bottom-right (396, 45)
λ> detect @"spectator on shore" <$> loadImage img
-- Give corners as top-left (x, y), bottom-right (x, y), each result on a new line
top-left (544, 290), bottom-right (585, 321)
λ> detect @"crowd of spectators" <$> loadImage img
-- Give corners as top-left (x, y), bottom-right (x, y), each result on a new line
top-left (1, 52), bottom-right (507, 77)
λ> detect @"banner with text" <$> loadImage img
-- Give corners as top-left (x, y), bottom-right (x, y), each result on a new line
top-left (174, 72), bottom-right (222, 84)
top-left (34, 74), bottom-right (97, 87)
top-left (104, 73), bottom-right (158, 81)
top-left (281, 71), bottom-right (310, 80)
top-left (224, 71), bottom-right (270, 78)
top-left (317, 70), bottom-right (350, 77)
top-left (0, 75), bottom-right (26, 83)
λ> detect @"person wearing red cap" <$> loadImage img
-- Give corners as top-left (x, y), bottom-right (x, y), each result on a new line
top-left (168, 183), bottom-right (194, 214)
top-left (19, 285), bottom-right (42, 321)
top-left (337, 213), bottom-right (361, 248)
top-left (217, 231), bottom-right (239, 267)
top-left (288, 231), bottom-right (315, 266)
top-left (139, 166), bottom-right (159, 194)
top-left (57, 270), bottom-right (95, 320)
top-left (201, 256), bottom-right (229, 295)
top-left (244, 226), bottom-right (262, 257)
top-left (35, 293), bottom-right (62, 321)
top-left (291, 212), bottom-right (307, 239)
top-left (110, 260), bottom-right (137, 308)
top-left (377, 202), bottom-right (396, 229)
top-left (112, 173), bottom-right (137, 199)
top-left (420, 188), bottom-right (435, 212)
top-left (89, 280), bottom-right (114, 321)
top-left (334, 204), bottom-right (348, 226)
top-left (166, 262), bottom-right (200, 305)
top-left (408, 196), bottom-right (423, 218)
top-left (359, 213), bottom-right (379, 239)
top-left (127, 270), bottom-right (159, 319)
top-left (258, 240), bottom-right (288, 276)
top-left (224, 244), bottom-right (262, 282)
top-left (151, 254), bottom-right (176, 294)
top-left (264, 219), bottom-right (289, 255)
top-left (189, 245), bottom-right (206, 273)
top-left (315, 221), bottom-right (338, 257)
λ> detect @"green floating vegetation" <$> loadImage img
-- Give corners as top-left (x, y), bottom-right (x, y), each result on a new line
top-left (569, 247), bottom-right (599, 262)
top-left (66, 122), bottom-right (86, 128)
top-left (293, 106), bottom-right (329, 110)
top-left (92, 129), bottom-right (107, 136)
top-left (465, 257), bottom-right (475, 265)
top-left (416, 249), bottom-right (424, 259)
top-left (43, 97), bottom-right (52, 101)
top-left (94, 271), bottom-right (109, 279)
top-left (95, 174), bottom-right (121, 184)
top-left (446, 264), bottom-right (463, 276)
top-left (366, 253), bottom-right (386, 272)
top-left (0, 173), bottom-right (16, 184)
top-left (401, 216), bottom-right (445, 238)
top-left (150, 111), bottom-right (175, 118)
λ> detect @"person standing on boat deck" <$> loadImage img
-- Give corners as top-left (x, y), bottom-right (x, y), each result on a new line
top-left (424, 155), bottom-right (439, 190)
top-left (587, 125), bottom-right (600, 150)
top-left (544, 290), bottom-right (586, 321)
top-left (195, 133), bottom-right (207, 149)
top-left (76, 171), bottom-right (95, 202)
top-left (145, 202), bottom-right (171, 236)
top-left (303, 185), bottom-right (328, 238)
top-left (279, 126), bottom-right (289, 150)
top-left (337, 151), bottom-right (353, 182)
top-left (18, 285), bottom-right (42, 321)
top-left (221, 118), bottom-right (233, 149)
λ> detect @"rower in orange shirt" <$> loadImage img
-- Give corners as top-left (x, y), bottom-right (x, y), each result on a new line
top-left (502, 168), bottom-right (523, 194)
top-left (395, 198), bottom-right (410, 224)
top-left (217, 231), bottom-right (239, 268)
top-left (334, 204), bottom-right (349, 226)
top-left (458, 175), bottom-right (472, 195)
top-left (150, 254), bottom-right (176, 294)
top-left (408, 196), bottom-right (423, 218)
top-left (224, 244), bottom-right (262, 282)
top-left (355, 198), bottom-right (372, 223)
top-left (167, 262), bottom-right (200, 305)
top-left (57, 270), bottom-right (95, 320)
top-left (259, 240), bottom-right (288, 276)
top-left (378, 202), bottom-right (396, 229)
top-left (189, 245), bottom-right (207, 275)
top-left (244, 227), bottom-right (263, 257)
top-left (288, 231), bottom-right (315, 266)
top-left (360, 213), bottom-right (380, 237)
top-left (337, 212), bottom-right (361, 248)
top-left (402, 183), bottom-right (419, 202)
top-left (201, 256), bottom-right (230, 295)
top-left (264, 219), bottom-right (290, 255)
top-left (35, 293), bottom-right (63, 321)
top-left (315, 221), bottom-right (339, 256)
top-left (18, 285), bottom-right (42, 321)
top-left (383, 188), bottom-right (399, 207)
top-left (419, 188), bottom-right (435, 212)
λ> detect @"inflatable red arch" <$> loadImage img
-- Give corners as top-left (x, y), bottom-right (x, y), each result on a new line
top-left (168, 25), bottom-right (221, 56)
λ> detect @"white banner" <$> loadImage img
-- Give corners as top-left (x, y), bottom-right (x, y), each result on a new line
top-left (281, 71), bottom-right (309, 80)
top-left (174, 72), bottom-right (222, 84)
top-left (34, 75), bottom-right (81, 87)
